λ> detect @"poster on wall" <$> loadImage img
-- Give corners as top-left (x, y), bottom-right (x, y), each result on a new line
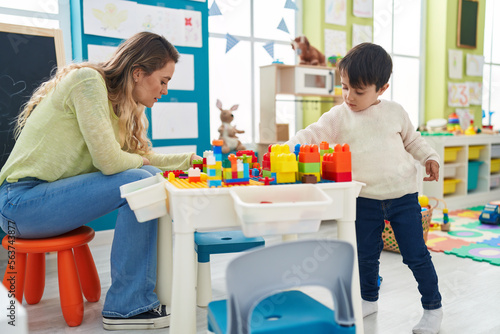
top-left (448, 82), bottom-right (469, 107)
top-left (468, 81), bottom-right (483, 105)
top-left (352, 24), bottom-right (372, 47)
top-left (324, 29), bottom-right (346, 57)
top-left (325, 0), bottom-right (346, 26)
top-left (83, 0), bottom-right (203, 48)
top-left (466, 54), bottom-right (484, 77)
top-left (448, 49), bottom-right (463, 79)
top-left (152, 102), bottom-right (198, 139)
top-left (353, 0), bottom-right (373, 18)
top-left (87, 44), bottom-right (117, 63)
top-left (83, 0), bottom-right (137, 39)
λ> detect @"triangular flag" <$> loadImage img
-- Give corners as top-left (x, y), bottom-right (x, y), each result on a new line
top-left (209, 1), bottom-right (222, 16)
top-left (263, 41), bottom-right (274, 59)
top-left (277, 18), bottom-right (289, 34)
top-left (225, 33), bottom-right (240, 53)
top-left (284, 0), bottom-right (299, 10)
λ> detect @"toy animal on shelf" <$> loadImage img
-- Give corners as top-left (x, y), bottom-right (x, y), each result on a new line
top-left (291, 36), bottom-right (326, 66)
top-left (216, 99), bottom-right (246, 154)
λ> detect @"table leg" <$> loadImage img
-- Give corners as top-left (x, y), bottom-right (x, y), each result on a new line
top-left (170, 231), bottom-right (197, 334)
top-left (157, 214), bottom-right (173, 307)
top-left (337, 219), bottom-right (364, 334)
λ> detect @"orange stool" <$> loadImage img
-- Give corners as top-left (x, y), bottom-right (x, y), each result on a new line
top-left (2, 226), bottom-right (101, 327)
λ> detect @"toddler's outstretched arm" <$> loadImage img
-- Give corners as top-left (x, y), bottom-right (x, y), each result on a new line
top-left (424, 160), bottom-right (439, 181)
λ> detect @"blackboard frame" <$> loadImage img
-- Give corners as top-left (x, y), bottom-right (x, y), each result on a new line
top-left (0, 23), bottom-right (65, 169)
top-left (457, 0), bottom-right (479, 49)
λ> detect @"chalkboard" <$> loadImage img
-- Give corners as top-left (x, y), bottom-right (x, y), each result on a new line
top-left (0, 23), bottom-right (65, 169)
top-left (457, 0), bottom-right (479, 49)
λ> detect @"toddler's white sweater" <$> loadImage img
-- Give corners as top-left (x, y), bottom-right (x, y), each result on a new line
top-left (285, 100), bottom-right (439, 200)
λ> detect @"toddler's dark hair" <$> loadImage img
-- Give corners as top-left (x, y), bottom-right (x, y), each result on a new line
top-left (337, 43), bottom-right (392, 91)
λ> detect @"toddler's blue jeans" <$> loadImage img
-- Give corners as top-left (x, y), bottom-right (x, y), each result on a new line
top-left (355, 192), bottom-right (442, 310)
top-left (0, 166), bottom-right (163, 318)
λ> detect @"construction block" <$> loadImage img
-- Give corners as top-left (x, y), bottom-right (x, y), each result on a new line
top-left (298, 162), bottom-right (321, 173)
top-left (188, 167), bottom-right (201, 182)
top-left (333, 172), bottom-right (352, 182)
top-left (298, 172), bottom-right (320, 182)
top-left (298, 144), bottom-right (320, 163)
top-left (302, 174), bottom-right (318, 184)
top-left (207, 179), bottom-right (222, 188)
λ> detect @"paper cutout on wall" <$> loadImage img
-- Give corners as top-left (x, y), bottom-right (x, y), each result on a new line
top-left (325, 29), bottom-right (346, 57)
top-left (169, 54), bottom-right (195, 91)
top-left (353, 0), bottom-right (373, 18)
top-left (263, 41), bottom-right (274, 59)
top-left (448, 82), bottom-right (469, 107)
top-left (152, 145), bottom-right (198, 154)
top-left (87, 44), bottom-right (117, 63)
top-left (284, 0), bottom-right (299, 10)
top-left (468, 81), bottom-right (483, 105)
top-left (325, 0), bottom-right (346, 26)
top-left (225, 33), bottom-right (240, 53)
top-left (277, 18), bottom-right (289, 34)
top-left (209, 1), bottom-right (222, 16)
top-left (448, 50), bottom-right (463, 79)
top-left (466, 54), bottom-right (484, 77)
top-left (352, 24), bottom-right (372, 47)
top-left (151, 102), bottom-right (198, 139)
top-left (83, 0), bottom-right (137, 39)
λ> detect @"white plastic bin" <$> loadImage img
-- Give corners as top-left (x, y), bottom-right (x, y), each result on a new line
top-left (120, 173), bottom-right (167, 222)
top-left (443, 163), bottom-right (459, 178)
top-left (229, 184), bottom-right (333, 237)
top-left (492, 145), bottom-right (500, 158)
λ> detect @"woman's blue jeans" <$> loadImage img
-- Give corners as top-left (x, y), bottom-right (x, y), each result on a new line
top-left (0, 166), bottom-right (162, 318)
top-left (355, 193), bottom-right (442, 310)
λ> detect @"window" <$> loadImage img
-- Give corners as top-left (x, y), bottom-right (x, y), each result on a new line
top-left (208, 0), bottom-right (297, 145)
top-left (0, 0), bottom-right (72, 62)
top-left (482, 0), bottom-right (500, 128)
top-left (373, 0), bottom-right (425, 127)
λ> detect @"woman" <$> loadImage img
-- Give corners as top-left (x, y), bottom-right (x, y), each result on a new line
top-left (0, 32), bottom-right (200, 330)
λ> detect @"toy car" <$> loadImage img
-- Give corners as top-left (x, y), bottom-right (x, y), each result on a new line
top-left (479, 203), bottom-right (500, 225)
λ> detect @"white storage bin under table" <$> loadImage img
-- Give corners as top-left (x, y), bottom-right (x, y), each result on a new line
top-left (160, 179), bottom-right (365, 334)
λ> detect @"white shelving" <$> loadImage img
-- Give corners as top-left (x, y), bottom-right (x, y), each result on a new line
top-left (422, 135), bottom-right (500, 209)
top-left (257, 64), bottom-right (342, 160)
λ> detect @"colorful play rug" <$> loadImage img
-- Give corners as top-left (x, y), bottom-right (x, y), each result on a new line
top-left (426, 206), bottom-right (500, 266)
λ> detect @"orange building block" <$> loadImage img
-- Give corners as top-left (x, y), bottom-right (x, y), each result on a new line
top-left (298, 144), bottom-right (320, 163)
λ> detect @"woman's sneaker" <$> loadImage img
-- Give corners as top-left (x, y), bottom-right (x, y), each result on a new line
top-left (103, 305), bottom-right (170, 330)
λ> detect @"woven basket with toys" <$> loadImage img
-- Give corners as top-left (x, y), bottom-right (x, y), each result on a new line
top-left (382, 196), bottom-right (447, 253)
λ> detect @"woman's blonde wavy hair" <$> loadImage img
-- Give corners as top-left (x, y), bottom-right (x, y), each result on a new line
top-left (15, 31), bottom-right (179, 154)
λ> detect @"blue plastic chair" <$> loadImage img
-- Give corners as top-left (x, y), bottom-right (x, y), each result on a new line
top-left (195, 231), bottom-right (265, 307)
top-left (207, 239), bottom-right (356, 334)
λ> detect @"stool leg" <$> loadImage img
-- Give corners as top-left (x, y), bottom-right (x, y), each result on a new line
top-left (57, 249), bottom-right (83, 327)
top-left (24, 253), bottom-right (45, 304)
top-left (74, 244), bottom-right (101, 302)
top-left (3, 252), bottom-right (27, 304)
top-left (196, 261), bottom-right (212, 307)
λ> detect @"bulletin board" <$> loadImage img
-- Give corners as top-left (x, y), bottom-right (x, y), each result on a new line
top-left (0, 23), bottom-right (65, 169)
top-left (457, 0), bottom-right (479, 49)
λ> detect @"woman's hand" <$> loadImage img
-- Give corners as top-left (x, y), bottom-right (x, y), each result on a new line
top-left (190, 154), bottom-right (202, 165)
top-left (142, 156), bottom-right (151, 165)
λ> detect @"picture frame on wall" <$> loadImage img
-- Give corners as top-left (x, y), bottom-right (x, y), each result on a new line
top-left (457, 0), bottom-right (479, 49)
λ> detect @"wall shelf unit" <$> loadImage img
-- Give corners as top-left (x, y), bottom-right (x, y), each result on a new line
top-left (422, 135), bottom-right (500, 209)
top-left (257, 64), bottom-right (342, 160)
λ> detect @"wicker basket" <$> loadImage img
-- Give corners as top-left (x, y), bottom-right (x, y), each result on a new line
top-left (382, 207), bottom-right (433, 253)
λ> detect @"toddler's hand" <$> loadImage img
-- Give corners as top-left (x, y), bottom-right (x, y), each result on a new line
top-left (424, 160), bottom-right (439, 181)
top-left (142, 157), bottom-right (151, 165)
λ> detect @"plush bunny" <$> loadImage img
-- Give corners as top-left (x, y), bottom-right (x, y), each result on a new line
top-left (216, 99), bottom-right (246, 154)
top-left (291, 36), bottom-right (326, 66)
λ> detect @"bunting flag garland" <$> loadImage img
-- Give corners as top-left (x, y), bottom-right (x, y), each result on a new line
top-left (225, 33), bottom-right (240, 53)
top-left (284, 0), bottom-right (299, 10)
top-left (277, 18), bottom-right (289, 34)
top-left (263, 41), bottom-right (274, 59)
top-left (208, 1), bottom-right (222, 16)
